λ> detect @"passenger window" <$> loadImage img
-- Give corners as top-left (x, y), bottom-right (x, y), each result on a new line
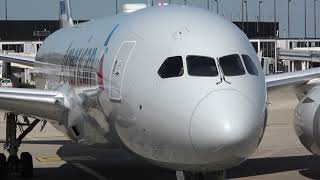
top-left (219, 54), bottom-right (245, 76)
top-left (242, 54), bottom-right (259, 76)
top-left (158, 56), bottom-right (184, 78)
top-left (186, 55), bottom-right (218, 77)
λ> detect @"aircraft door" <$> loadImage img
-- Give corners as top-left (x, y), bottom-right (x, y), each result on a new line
top-left (109, 41), bottom-right (136, 101)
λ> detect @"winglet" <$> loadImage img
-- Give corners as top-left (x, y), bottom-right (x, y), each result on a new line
top-left (59, 0), bottom-right (74, 28)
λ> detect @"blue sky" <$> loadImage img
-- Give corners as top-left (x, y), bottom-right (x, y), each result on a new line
top-left (0, 0), bottom-right (318, 38)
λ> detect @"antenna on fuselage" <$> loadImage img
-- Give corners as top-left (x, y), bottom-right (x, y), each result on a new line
top-left (59, 0), bottom-right (74, 28)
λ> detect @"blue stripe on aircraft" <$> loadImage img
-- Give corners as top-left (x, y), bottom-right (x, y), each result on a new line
top-left (104, 24), bottom-right (120, 46)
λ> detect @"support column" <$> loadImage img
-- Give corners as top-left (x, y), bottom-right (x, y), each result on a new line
top-left (274, 44), bottom-right (278, 73)
top-left (2, 62), bottom-right (11, 79)
top-left (291, 61), bottom-right (295, 72)
top-left (302, 61), bottom-right (306, 70)
top-left (24, 69), bottom-right (31, 83)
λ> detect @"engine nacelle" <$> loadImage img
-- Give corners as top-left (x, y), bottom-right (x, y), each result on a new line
top-left (295, 86), bottom-right (320, 155)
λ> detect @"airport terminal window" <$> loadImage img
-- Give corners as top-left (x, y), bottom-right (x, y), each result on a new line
top-left (219, 54), bottom-right (245, 76)
top-left (186, 55), bottom-right (218, 77)
top-left (2, 44), bottom-right (24, 53)
top-left (242, 55), bottom-right (258, 76)
top-left (158, 56), bottom-right (184, 78)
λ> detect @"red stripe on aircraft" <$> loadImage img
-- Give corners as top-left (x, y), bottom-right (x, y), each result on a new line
top-left (97, 55), bottom-right (104, 90)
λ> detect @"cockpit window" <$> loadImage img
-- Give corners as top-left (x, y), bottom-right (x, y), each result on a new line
top-left (186, 55), bottom-right (218, 77)
top-left (242, 54), bottom-right (259, 76)
top-left (219, 54), bottom-right (245, 76)
top-left (158, 56), bottom-right (184, 78)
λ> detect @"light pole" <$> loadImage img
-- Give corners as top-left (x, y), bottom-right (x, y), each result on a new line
top-left (274, 0), bottom-right (277, 38)
top-left (288, 0), bottom-right (291, 38)
top-left (5, 0), bottom-right (7, 20)
top-left (3, 0), bottom-right (9, 77)
top-left (274, 0), bottom-right (277, 73)
top-left (242, 0), bottom-right (244, 31)
top-left (115, 0), bottom-right (118, 14)
top-left (244, 0), bottom-right (248, 34)
top-left (259, 1), bottom-right (262, 22)
top-left (314, 0), bottom-right (318, 38)
top-left (256, 16), bottom-right (259, 33)
top-left (305, 0), bottom-right (307, 38)
top-left (244, 0), bottom-right (248, 22)
top-left (215, 0), bottom-right (219, 14)
top-left (207, 0), bottom-right (210, 11)
top-left (5, 0), bottom-right (8, 40)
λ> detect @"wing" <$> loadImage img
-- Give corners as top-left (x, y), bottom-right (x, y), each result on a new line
top-left (266, 67), bottom-right (320, 89)
top-left (0, 53), bottom-right (35, 66)
top-left (0, 88), bottom-right (65, 120)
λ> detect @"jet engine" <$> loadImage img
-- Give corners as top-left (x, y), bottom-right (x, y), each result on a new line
top-left (295, 86), bottom-right (320, 155)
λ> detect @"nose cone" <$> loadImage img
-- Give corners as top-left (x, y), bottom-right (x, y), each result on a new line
top-left (190, 90), bottom-right (261, 163)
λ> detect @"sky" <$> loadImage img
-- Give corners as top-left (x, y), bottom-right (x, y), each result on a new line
top-left (0, 0), bottom-right (319, 38)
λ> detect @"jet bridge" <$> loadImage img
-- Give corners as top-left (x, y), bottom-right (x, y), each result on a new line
top-left (278, 49), bottom-right (320, 62)
top-left (277, 49), bottom-right (320, 73)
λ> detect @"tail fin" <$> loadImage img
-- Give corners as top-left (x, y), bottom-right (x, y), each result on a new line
top-left (59, 0), bottom-right (74, 28)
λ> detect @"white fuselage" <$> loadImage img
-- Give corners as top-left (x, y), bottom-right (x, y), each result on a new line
top-left (34, 6), bottom-right (267, 172)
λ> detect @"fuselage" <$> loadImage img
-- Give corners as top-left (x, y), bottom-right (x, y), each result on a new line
top-left (34, 5), bottom-right (267, 172)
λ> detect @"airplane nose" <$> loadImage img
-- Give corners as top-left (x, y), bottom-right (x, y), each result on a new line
top-left (190, 90), bottom-right (261, 162)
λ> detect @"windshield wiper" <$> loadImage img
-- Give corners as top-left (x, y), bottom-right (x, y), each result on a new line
top-left (216, 60), bottom-right (231, 85)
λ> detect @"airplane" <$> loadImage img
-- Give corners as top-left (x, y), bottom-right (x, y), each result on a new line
top-left (1, 0), bottom-right (320, 180)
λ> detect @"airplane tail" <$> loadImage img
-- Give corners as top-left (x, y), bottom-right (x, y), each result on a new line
top-left (59, 0), bottom-right (74, 28)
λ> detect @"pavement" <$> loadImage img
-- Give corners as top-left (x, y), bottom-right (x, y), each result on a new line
top-left (1, 87), bottom-right (320, 180)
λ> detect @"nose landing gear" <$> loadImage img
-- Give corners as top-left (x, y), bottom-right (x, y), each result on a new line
top-left (1, 113), bottom-right (40, 179)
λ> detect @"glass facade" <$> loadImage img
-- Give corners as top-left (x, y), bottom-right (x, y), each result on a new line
top-left (234, 22), bottom-right (279, 39)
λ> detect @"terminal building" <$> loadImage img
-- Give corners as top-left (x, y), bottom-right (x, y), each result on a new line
top-left (0, 3), bottom-right (320, 85)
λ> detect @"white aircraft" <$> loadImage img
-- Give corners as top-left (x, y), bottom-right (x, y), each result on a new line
top-left (1, 1), bottom-right (320, 180)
